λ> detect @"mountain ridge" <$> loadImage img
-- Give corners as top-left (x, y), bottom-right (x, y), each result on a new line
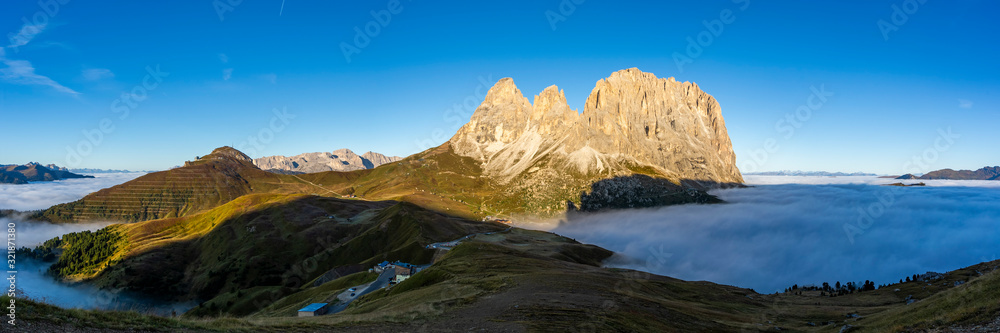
top-left (450, 68), bottom-right (743, 187)
top-left (253, 149), bottom-right (401, 174)
top-left (896, 166), bottom-right (1000, 180)
top-left (39, 69), bottom-right (745, 222)
top-left (0, 162), bottom-right (94, 184)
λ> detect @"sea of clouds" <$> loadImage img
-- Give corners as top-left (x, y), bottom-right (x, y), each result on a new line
top-left (0, 172), bottom-right (146, 211)
top-left (552, 176), bottom-right (1000, 293)
top-left (1, 172), bottom-right (193, 313)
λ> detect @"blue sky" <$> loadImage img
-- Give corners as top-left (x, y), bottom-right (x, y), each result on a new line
top-left (0, 0), bottom-right (997, 173)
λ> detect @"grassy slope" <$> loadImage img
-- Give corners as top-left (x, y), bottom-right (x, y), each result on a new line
top-left (38, 142), bottom-right (718, 225)
top-left (251, 271), bottom-right (378, 317)
top-left (26, 145), bottom-right (1000, 331)
top-left (37, 148), bottom-right (293, 223)
top-left (230, 228), bottom-right (765, 331)
top-left (54, 192), bottom-right (505, 318)
top-left (850, 261), bottom-right (1000, 332)
top-left (19, 224), bottom-right (1000, 332)
top-left (298, 142), bottom-right (717, 219)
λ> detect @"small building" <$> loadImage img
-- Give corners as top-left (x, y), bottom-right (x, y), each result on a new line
top-left (297, 303), bottom-right (329, 317)
top-left (393, 265), bottom-right (415, 276)
top-left (374, 261), bottom-right (392, 273)
top-left (393, 261), bottom-right (415, 269)
top-left (394, 274), bottom-right (411, 284)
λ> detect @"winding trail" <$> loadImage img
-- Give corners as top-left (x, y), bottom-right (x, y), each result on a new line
top-left (290, 174), bottom-right (344, 197)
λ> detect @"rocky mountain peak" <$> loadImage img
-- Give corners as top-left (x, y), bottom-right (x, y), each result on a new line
top-left (207, 146), bottom-right (253, 164)
top-left (449, 68), bottom-right (743, 186)
top-left (253, 149), bottom-right (401, 173)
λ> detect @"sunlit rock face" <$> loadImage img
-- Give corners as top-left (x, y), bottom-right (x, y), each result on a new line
top-left (450, 68), bottom-right (743, 186)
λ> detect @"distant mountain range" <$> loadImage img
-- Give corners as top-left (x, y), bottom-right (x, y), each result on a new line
top-left (253, 149), bottom-right (402, 174)
top-left (896, 166), bottom-right (1000, 180)
top-left (0, 163), bottom-right (94, 184)
top-left (68, 168), bottom-right (147, 173)
top-left (744, 171), bottom-right (877, 177)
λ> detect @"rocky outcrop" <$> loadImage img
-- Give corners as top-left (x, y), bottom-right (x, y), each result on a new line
top-left (361, 151), bottom-right (401, 169)
top-left (253, 149), bottom-right (401, 173)
top-left (449, 68), bottom-right (743, 188)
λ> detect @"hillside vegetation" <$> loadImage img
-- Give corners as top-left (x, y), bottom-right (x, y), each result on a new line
top-left (47, 192), bottom-right (505, 317)
top-left (39, 142), bottom-right (724, 225)
top-left (30, 211), bottom-right (1000, 332)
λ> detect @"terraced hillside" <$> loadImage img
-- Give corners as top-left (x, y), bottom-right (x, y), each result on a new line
top-left (36, 147), bottom-right (298, 222)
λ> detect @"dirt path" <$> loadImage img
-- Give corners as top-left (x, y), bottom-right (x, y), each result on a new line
top-left (291, 175), bottom-right (343, 197)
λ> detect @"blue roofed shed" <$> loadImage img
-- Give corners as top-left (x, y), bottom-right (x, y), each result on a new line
top-left (298, 303), bottom-right (329, 317)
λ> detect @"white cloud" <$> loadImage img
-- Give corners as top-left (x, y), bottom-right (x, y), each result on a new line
top-left (0, 172), bottom-right (145, 211)
top-left (222, 68), bottom-right (233, 80)
top-left (0, 58), bottom-right (80, 95)
top-left (0, 23), bottom-right (79, 95)
top-left (743, 175), bottom-right (1000, 188)
top-left (81, 68), bottom-right (114, 81)
top-left (552, 181), bottom-right (1000, 293)
top-left (218, 53), bottom-right (229, 63)
top-left (7, 23), bottom-right (46, 50)
top-left (958, 99), bottom-right (974, 109)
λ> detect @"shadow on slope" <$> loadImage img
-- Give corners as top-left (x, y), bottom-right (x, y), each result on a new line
top-left (50, 193), bottom-right (506, 317)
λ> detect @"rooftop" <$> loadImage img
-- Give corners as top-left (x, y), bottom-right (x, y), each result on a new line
top-left (298, 303), bottom-right (328, 312)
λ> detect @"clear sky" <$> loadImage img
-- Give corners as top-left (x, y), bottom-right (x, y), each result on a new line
top-left (1, 0), bottom-right (997, 174)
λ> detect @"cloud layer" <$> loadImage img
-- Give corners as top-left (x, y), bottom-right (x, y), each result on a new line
top-left (553, 181), bottom-right (1000, 293)
top-left (0, 172), bottom-right (145, 211)
top-left (9, 217), bottom-right (195, 314)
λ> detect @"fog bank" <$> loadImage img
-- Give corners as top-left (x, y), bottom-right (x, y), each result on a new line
top-left (553, 181), bottom-right (1000, 293)
top-left (9, 217), bottom-right (194, 315)
top-left (0, 172), bottom-right (145, 211)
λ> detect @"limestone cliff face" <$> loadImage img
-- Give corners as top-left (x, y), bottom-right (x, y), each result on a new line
top-left (449, 68), bottom-right (742, 187)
